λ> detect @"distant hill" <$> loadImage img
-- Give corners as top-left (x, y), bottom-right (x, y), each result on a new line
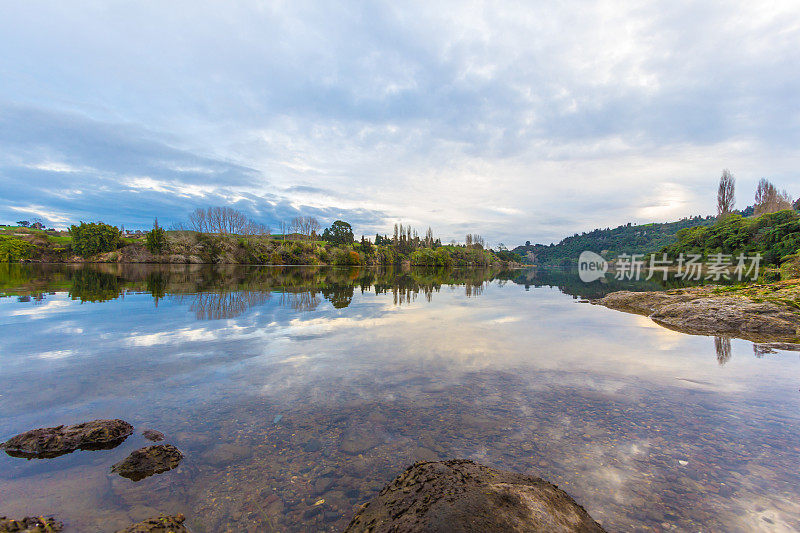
top-left (513, 216), bottom-right (716, 266)
top-left (661, 209), bottom-right (800, 267)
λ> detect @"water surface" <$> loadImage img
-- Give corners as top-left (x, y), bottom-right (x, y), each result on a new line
top-left (1, 264), bottom-right (799, 532)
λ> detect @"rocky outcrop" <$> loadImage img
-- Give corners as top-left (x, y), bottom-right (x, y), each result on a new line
top-left (112, 445), bottom-right (183, 481)
top-left (344, 460), bottom-right (604, 532)
top-left (594, 290), bottom-right (695, 316)
top-left (596, 290), bottom-right (800, 342)
top-left (1, 419), bottom-right (133, 459)
top-left (115, 514), bottom-right (189, 533)
top-left (0, 516), bottom-right (62, 533)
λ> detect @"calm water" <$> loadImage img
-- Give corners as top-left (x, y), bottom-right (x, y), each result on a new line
top-left (1, 264), bottom-right (799, 532)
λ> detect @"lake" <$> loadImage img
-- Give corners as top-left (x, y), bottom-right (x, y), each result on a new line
top-left (1, 264), bottom-right (799, 532)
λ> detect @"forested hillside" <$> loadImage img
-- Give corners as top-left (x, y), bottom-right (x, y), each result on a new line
top-left (661, 210), bottom-right (800, 267)
top-left (513, 216), bottom-right (716, 266)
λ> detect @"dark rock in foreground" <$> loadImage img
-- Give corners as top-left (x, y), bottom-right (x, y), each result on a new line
top-left (596, 290), bottom-right (800, 342)
top-left (142, 429), bottom-right (165, 442)
top-left (345, 460), bottom-right (605, 532)
top-left (115, 514), bottom-right (189, 532)
top-left (112, 444), bottom-right (183, 481)
top-left (0, 516), bottom-right (63, 532)
top-left (1, 419), bottom-right (134, 459)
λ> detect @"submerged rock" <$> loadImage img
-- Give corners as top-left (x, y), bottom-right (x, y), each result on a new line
top-left (339, 429), bottom-right (382, 455)
top-left (112, 445), bottom-right (183, 481)
top-left (142, 429), bottom-right (165, 442)
top-left (1, 419), bottom-right (133, 459)
top-left (200, 443), bottom-right (250, 466)
top-left (345, 460), bottom-right (605, 532)
top-left (0, 516), bottom-right (63, 532)
top-left (115, 514), bottom-right (189, 533)
top-left (596, 290), bottom-right (800, 342)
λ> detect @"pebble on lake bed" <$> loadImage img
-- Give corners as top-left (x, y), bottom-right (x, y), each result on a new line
top-left (114, 513), bottom-right (188, 533)
top-left (0, 516), bottom-right (63, 533)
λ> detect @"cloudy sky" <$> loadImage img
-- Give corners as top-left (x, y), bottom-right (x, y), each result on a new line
top-left (1, 1), bottom-right (798, 245)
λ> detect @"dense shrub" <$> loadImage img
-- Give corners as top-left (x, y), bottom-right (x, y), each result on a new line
top-left (0, 236), bottom-right (35, 262)
top-left (69, 222), bottom-right (121, 257)
top-left (375, 246), bottom-right (395, 265)
top-left (333, 248), bottom-right (362, 265)
top-left (410, 248), bottom-right (452, 266)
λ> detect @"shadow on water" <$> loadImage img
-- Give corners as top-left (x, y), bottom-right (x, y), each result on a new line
top-left (497, 266), bottom-right (736, 300)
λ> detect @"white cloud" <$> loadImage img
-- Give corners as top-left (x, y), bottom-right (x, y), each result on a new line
top-left (9, 299), bottom-right (72, 318)
top-left (1, 0), bottom-right (798, 243)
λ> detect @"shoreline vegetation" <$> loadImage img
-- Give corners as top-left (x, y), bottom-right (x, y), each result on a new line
top-left (1, 215), bottom-right (520, 268)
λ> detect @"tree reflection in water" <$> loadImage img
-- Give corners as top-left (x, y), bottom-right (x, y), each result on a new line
top-left (278, 290), bottom-right (320, 312)
top-left (714, 336), bottom-right (732, 365)
top-left (188, 291), bottom-right (273, 320)
top-left (0, 264), bottom-right (510, 318)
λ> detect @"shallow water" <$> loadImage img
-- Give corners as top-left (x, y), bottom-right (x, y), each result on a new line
top-left (1, 264), bottom-right (799, 532)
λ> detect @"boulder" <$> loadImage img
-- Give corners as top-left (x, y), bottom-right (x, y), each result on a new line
top-left (115, 514), bottom-right (189, 533)
top-left (112, 445), bottom-right (183, 481)
top-left (2, 419), bottom-right (133, 459)
top-left (200, 443), bottom-right (250, 466)
top-left (142, 430), bottom-right (165, 442)
top-left (0, 516), bottom-right (62, 533)
top-left (345, 460), bottom-right (605, 532)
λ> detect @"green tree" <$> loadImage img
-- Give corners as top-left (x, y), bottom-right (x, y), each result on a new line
top-left (69, 221), bottom-right (121, 257)
top-left (145, 218), bottom-right (167, 254)
top-left (322, 220), bottom-right (354, 244)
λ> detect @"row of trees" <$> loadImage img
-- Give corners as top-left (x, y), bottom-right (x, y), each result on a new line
top-left (13, 218), bottom-right (49, 230)
top-left (464, 233), bottom-right (485, 248)
top-left (716, 170), bottom-right (795, 217)
top-left (289, 216), bottom-right (321, 240)
top-left (188, 207), bottom-right (269, 235)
